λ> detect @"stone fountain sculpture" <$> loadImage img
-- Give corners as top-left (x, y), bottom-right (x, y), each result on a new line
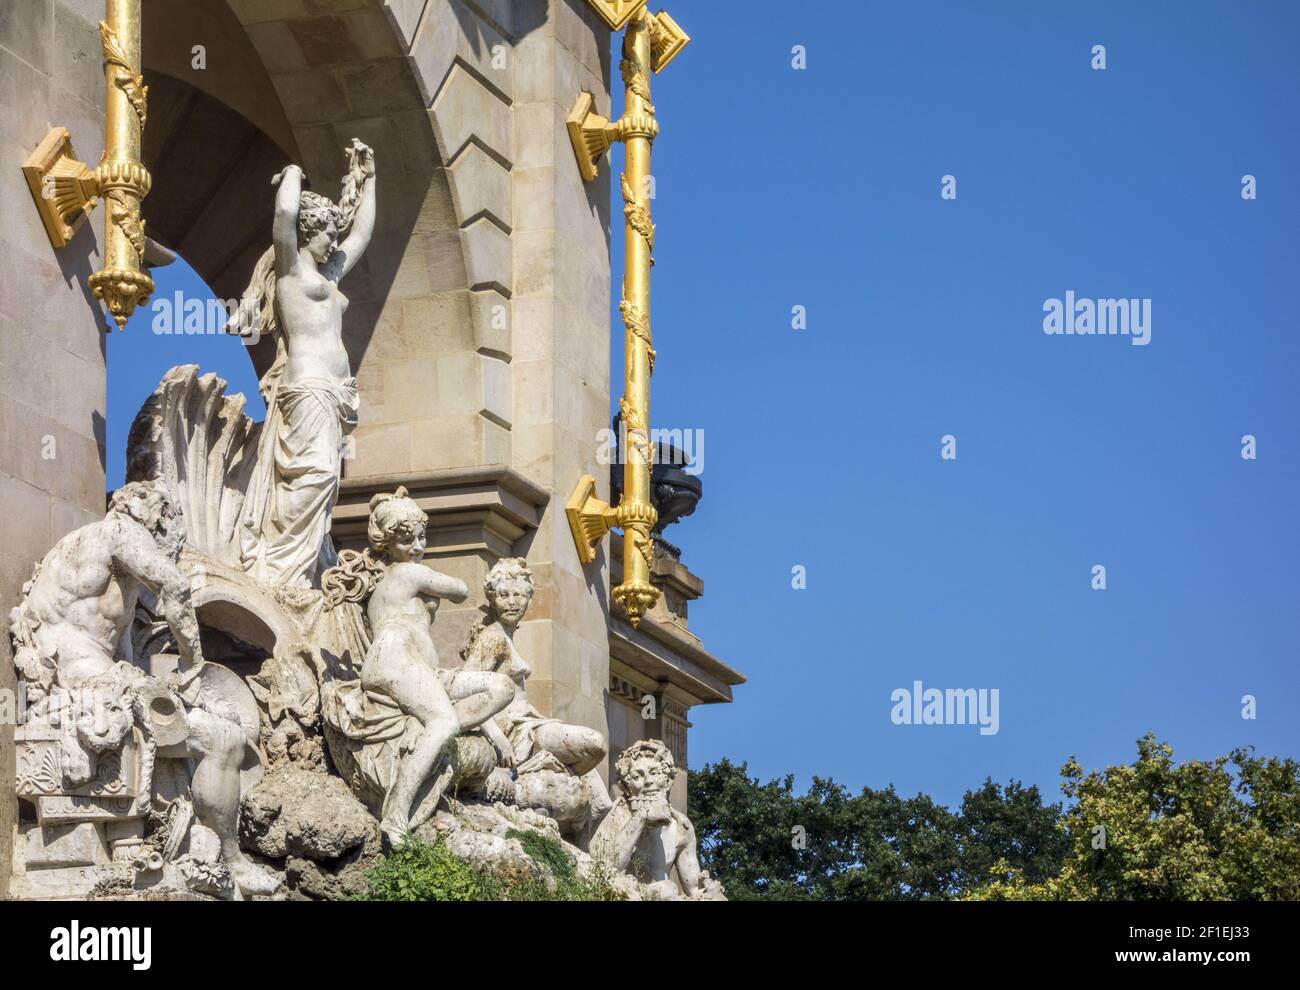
top-left (8, 144), bottom-right (381, 899)
top-left (592, 739), bottom-right (725, 900)
top-left (459, 557), bottom-right (614, 840)
top-left (227, 140), bottom-right (374, 588)
top-left (320, 489), bottom-right (518, 846)
top-left (9, 141), bottom-right (724, 900)
top-left (124, 140), bottom-right (376, 587)
top-left (9, 480), bottom-right (277, 899)
top-left (320, 496), bottom-right (615, 850)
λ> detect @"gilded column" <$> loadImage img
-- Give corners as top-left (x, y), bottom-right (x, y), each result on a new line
top-left (88, 0), bottom-right (153, 331)
top-left (22, 0), bottom-right (153, 331)
top-left (564, 3), bottom-right (690, 627)
top-left (611, 12), bottom-right (660, 624)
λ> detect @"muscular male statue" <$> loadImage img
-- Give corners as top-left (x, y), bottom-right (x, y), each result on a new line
top-left (9, 480), bottom-right (278, 897)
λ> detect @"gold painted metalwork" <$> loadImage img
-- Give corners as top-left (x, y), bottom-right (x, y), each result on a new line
top-left (21, 0), bottom-right (153, 331)
top-left (586, 0), bottom-right (648, 32)
top-left (21, 129), bottom-right (97, 249)
top-left (564, 6), bottom-right (690, 627)
top-left (646, 10), bottom-right (689, 72)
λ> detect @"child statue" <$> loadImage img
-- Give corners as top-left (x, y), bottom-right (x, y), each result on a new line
top-left (460, 558), bottom-right (613, 824)
top-left (320, 489), bottom-right (516, 846)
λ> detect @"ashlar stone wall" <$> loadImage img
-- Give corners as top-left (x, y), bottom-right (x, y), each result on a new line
top-left (0, 0), bottom-right (111, 894)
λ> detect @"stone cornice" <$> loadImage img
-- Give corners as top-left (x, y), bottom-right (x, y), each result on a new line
top-left (332, 465), bottom-right (549, 558)
top-left (608, 609), bottom-right (746, 707)
top-left (606, 533), bottom-right (745, 707)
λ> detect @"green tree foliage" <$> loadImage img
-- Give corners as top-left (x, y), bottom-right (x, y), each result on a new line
top-left (968, 734), bottom-right (1300, 901)
top-left (955, 778), bottom-right (1070, 890)
top-left (688, 758), bottom-right (1064, 900)
top-left (692, 736), bottom-right (1300, 901)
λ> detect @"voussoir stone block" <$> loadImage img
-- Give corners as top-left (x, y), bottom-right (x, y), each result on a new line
top-left (449, 141), bottom-right (512, 232)
top-left (302, 0), bottom-right (374, 16)
top-left (461, 217), bottom-right (512, 295)
top-left (382, 0), bottom-right (426, 49)
top-left (478, 351), bottom-right (513, 428)
top-left (469, 289), bottom-right (511, 358)
top-left (430, 63), bottom-right (511, 167)
top-left (287, 9), bottom-right (403, 66)
top-left (245, 20), bottom-right (308, 75)
top-left (334, 56), bottom-right (426, 118)
top-left (227, 0), bottom-right (311, 26)
top-left (410, 0), bottom-right (513, 106)
top-left (272, 68), bottom-right (349, 126)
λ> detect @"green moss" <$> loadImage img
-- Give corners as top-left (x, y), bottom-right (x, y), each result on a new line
top-left (505, 828), bottom-right (575, 881)
top-left (358, 829), bottom-right (626, 902)
top-left (356, 836), bottom-right (501, 902)
top-left (503, 828), bottom-right (624, 901)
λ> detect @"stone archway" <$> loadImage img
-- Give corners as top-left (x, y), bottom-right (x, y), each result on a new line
top-left (139, 70), bottom-right (292, 307)
top-left (139, 0), bottom-right (525, 477)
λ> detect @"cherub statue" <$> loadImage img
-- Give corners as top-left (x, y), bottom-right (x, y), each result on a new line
top-left (8, 480), bottom-right (278, 897)
top-left (225, 139), bottom-right (376, 588)
top-left (320, 489), bottom-right (517, 846)
top-left (460, 558), bottom-right (612, 822)
top-left (590, 739), bottom-right (725, 900)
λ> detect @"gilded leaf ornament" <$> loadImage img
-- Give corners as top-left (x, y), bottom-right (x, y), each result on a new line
top-left (100, 21), bottom-right (148, 129)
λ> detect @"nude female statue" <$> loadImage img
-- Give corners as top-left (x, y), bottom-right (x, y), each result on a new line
top-left (226, 140), bottom-right (376, 588)
top-left (322, 489), bottom-right (517, 846)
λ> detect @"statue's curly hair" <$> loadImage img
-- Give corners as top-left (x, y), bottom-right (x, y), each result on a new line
top-left (615, 738), bottom-right (675, 785)
top-left (483, 557), bottom-right (533, 603)
top-left (108, 480), bottom-right (184, 552)
top-left (366, 486), bottom-right (427, 559)
top-left (322, 487), bottom-right (425, 609)
top-left (296, 190), bottom-right (344, 247)
top-left (108, 479), bottom-right (172, 521)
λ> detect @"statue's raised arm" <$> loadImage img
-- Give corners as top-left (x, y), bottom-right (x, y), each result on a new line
top-left (272, 163), bottom-right (306, 277)
top-left (329, 140), bottom-right (376, 281)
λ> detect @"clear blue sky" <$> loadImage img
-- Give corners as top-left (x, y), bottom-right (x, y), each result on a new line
top-left (107, 1), bottom-right (1300, 809)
